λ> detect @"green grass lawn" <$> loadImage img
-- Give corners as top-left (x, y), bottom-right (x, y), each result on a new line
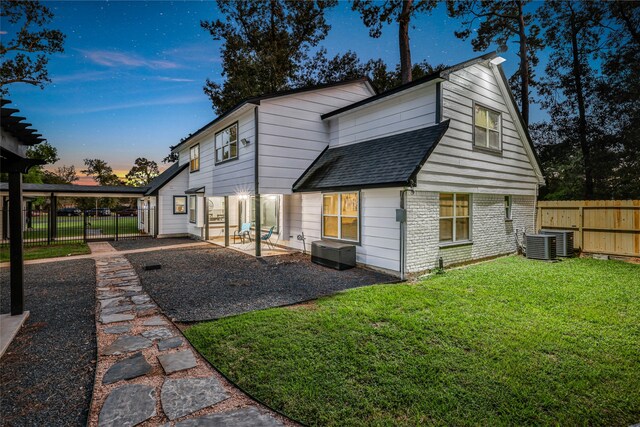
top-left (0, 243), bottom-right (91, 262)
top-left (186, 256), bottom-right (640, 426)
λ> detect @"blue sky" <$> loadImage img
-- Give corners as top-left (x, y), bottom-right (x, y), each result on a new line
top-left (3, 1), bottom-right (546, 184)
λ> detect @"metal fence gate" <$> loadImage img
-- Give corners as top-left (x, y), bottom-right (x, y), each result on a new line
top-left (0, 207), bottom-right (155, 247)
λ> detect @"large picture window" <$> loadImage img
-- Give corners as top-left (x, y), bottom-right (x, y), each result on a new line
top-left (215, 122), bottom-right (238, 164)
top-left (439, 193), bottom-right (470, 243)
top-left (474, 104), bottom-right (501, 150)
top-left (173, 196), bottom-right (187, 214)
top-left (190, 144), bottom-right (200, 172)
top-left (322, 192), bottom-right (359, 242)
top-left (189, 195), bottom-right (196, 223)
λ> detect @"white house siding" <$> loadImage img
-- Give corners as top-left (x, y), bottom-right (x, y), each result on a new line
top-left (417, 63), bottom-right (541, 196)
top-left (157, 167), bottom-right (189, 237)
top-left (282, 188), bottom-right (401, 274)
top-left (328, 84), bottom-right (437, 148)
top-left (258, 82), bottom-right (374, 195)
top-left (405, 191), bottom-right (535, 274)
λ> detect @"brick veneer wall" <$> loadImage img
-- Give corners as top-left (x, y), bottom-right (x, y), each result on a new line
top-left (405, 191), bottom-right (535, 274)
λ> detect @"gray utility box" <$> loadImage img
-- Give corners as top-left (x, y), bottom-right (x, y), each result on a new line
top-left (311, 240), bottom-right (356, 270)
top-left (526, 234), bottom-right (557, 260)
top-left (539, 229), bottom-right (575, 257)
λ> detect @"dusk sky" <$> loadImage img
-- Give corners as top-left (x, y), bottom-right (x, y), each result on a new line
top-left (2, 1), bottom-right (548, 185)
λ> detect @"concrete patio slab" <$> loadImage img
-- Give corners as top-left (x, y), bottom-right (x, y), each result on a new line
top-left (0, 311), bottom-right (29, 359)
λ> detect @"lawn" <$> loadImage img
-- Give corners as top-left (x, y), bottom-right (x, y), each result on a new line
top-left (0, 243), bottom-right (90, 262)
top-left (186, 256), bottom-right (640, 426)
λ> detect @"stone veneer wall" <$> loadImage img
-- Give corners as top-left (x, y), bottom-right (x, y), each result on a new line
top-left (405, 191), bottom-right (535, 274)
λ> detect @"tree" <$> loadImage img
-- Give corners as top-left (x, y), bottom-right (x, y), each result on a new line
top-left (352, 0), bottom-right (438, 84)
top-left (201, 0), bottom-right (337, 114)
top-left (446, 0), bottom-right (543, 126)
top-left (42, 165), bottom-right (79, 184)
top-left (22, 141), bottom-right (59, 183)
top-left (162, 150), bottom-right (178, 164)
top-left (538, 1), bottom-right (605, 199)
top-left (81, 159), bottom-right (123, 186)
top-left (125, 157), bottom-right (159, 187)
top-left (0, 1), bottom-right (65, 95)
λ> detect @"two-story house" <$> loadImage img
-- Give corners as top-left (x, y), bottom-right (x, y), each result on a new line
top-left (139, 52), bottom-right (544, 278)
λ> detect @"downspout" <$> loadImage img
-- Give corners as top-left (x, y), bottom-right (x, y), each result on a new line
top-left (254, 106), bottom-right (261, 257)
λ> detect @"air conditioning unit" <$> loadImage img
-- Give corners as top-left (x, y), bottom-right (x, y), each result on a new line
top-left (526, 234), bottom-right (557, 260)
top-left (539, 229), bottom-right (574, 257)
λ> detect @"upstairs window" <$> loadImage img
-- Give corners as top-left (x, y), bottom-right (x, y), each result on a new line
top-left (190, 144), bottom-right (200, 172)
top-left (474, 104), bottom-right (501, 151)
top-left (215, 122), bottom-right (238, 164)
top-left (439, 193), bottom-right (470, 243)
top-left (322, 192), bottom-right (359, 242)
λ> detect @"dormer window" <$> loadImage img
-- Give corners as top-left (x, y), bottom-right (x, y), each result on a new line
top-left (474, 104), bottom-right (501, 151)
top-left (190, 144), bottom-right (200, 172)
top-left (215, 122), bottom-right (238, 164)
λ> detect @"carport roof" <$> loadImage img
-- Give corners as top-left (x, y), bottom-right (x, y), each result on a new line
top-left (0, 183), bottom-right (148, 197)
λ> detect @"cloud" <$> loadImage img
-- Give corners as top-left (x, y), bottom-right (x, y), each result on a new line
top-left (53, 70), bottom-right (112, 83)
top-left (79, 49), bottom-right (180, 70)
top-left (156, 76), bottom-right (195, 83)
top-left (56, 94), bottom-right (204, 115)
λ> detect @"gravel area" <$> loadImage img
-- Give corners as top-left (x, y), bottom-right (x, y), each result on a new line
top-left (126, 246), bottom-right (396, 322)
top-left (0, 259), bottom-right (97, 426)
top-left (110, 237), bottom-right (197, 251)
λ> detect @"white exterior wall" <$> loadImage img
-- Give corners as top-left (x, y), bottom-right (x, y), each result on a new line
top-left (418, 63), bottom-right (542, 195)
top-left (157, 167), bottom-right (189, 237)
top-left (258, 82), bottom-right (374, 194)
top-left (405, 191), bottom-right (535, 273)
top-left (328, 84), bottom-right (437, 147)
top-left (281, 188), bottom-right (401, 274)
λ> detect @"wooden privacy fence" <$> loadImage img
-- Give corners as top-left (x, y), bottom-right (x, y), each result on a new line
top-left (536, 200), bottom-right (640, 257)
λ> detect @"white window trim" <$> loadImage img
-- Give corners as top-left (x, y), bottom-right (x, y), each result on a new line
top-left (188, 195), bottom-right (197, 223)
top-left (321, 192), bottom-right (360, 243)
top-left (190, 144), bottom-right (200, 172)
top-left (505, 195), bottom-right (513, 220)
top-left (439, 193), bottom-right (472, 244)
top-left (473, 102), bottom-right (502, 151)
top-left (214, 122), bottom-right (239, 164)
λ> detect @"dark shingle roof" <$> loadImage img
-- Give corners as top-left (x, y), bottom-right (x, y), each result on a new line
top-left (293, 120), bottom-right (450, 192)
top-left (144, 162), bottom-right (188, 195)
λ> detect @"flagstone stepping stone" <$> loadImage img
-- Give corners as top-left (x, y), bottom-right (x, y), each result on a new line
top-left (100, 313), bottom-right (135, 324)
top-left (158, 336), bottom-right (183, 351)
top-left (103, 335), bottom-right (152, 355)
top-left (143, 316), bottom-right (167, 326)
top-left (174, 407), bottom-right (283, 427)
top-left (131, 295), bottom-right (150, 305)
top-left (135, 303), bottom-right (157, 312)
top-left (102, 352), bottom-right (152, 384)
top-left (97, 291), bottom-right (123, 300)
top-left (98, 384), bottom-right (156, 427)
top-left (158, 350), bottom-right (197, 374)
top-left (119, 285), bottom-right (142, 292)
top-left (141, 327), bottom-right (173, 341)
top-left (100, 297), bottom-right (125, 309)
top-left (104, 325), bottom-right (131, 334)
top-left (101, 304), bottom-right (135, 315)
top-left (161, 377), bottom-right (229, 420)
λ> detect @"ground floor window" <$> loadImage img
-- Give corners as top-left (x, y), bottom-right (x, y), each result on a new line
top-left (504, 195), bottom-right (512, 220)
top-left (189, 195), bottom-right (196, 223)
top-left (174, 196), bottom-right (187, 214)
top-left (238, 195), bottom-right (280, 233)
top-left (439, 193), bottom-right (470, 243)
top-left (322, 192), bottom-right (359, 242)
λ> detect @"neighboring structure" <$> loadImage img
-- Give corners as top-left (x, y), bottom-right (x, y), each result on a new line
top-left (145, 52), bottom-right (544, 278)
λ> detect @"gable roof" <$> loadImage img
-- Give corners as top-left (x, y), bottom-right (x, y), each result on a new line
top-left (320, 52), bottom-right (497, 120)
top-left (171, 78), bottom-right (375, 153)
top-left (293, 120), bottom-right (450, 193)
top-left (144, 161), bottom-right (188, 196)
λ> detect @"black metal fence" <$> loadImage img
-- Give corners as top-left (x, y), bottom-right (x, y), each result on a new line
top-left (0, 207), bottom-right (155, 246)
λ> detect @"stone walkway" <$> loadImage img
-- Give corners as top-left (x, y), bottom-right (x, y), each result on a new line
top-left (90, 254), bottom-right (292, 427)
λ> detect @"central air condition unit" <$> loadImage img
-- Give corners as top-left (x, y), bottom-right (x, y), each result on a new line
top-left (540, 229), bottom-right (574, 257)
top-left (526, 234), bottom-right (557, 260)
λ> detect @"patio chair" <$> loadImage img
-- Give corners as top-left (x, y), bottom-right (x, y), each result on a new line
top-left (261, 226), bottom-right (276, 249)
top-left (234, 222), bottom-right (252, 244)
